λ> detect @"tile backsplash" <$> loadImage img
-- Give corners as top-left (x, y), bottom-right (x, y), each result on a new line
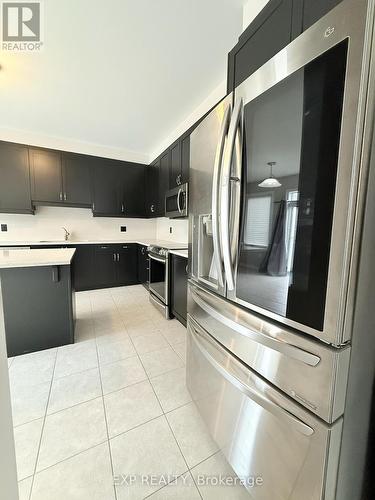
top-left (0, 207), bottom-right (188, 243)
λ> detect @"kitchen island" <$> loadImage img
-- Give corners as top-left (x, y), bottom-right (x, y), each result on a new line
top-left (0, 248), bottom-right (76, 357)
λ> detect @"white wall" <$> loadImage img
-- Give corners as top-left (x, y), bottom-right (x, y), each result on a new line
top-left (243, 0), bottom-right (269, 30)
top-left (149, 80), bottom-right (227, 162)
top-left (0, 207), bottom-right (191, 244)
top-left (0, 207), bottom-right (156, 243)
top-left (156, 218), bottom-right (189, 244)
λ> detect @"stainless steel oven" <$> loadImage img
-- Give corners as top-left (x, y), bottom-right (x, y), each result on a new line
top-left (165, 183), bottom-right (188, 218)
top-left (148, 246), bottom-right (169, 317)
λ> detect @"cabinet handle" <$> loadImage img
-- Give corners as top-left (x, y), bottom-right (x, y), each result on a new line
top-left (52, 266), bottom-right (60, 282)
top-left (59, 192), bottom-right (63, 201)
top-left (113, 253), bottom-right (116, 261)
top-left (92, 203), bottom-right (95, 211)
top-left (64, 192), bottom-right (67, 201)
top-left (117, 253), bottom-right (120, 261)
top-left (121, 203), bottom-right (125, 213)
top-left (151, 204), bottom-right (155, 213)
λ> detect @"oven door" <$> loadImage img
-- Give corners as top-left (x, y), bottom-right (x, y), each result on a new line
top-left (165, 184), bottom-right (188, 218)
top-left (187, 316), bottom-right (342, 500)
top-left (221, 0), bottom-right (373, 346)
top-left (149, 254), bottom-right (167, 305)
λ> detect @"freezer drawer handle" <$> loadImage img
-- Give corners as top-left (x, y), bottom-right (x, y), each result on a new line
top-left (189, 321), bottom-right (314, 437)
top-left (190, 286), bottom-right (320, 367)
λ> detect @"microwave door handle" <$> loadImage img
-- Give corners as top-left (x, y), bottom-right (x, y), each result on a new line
top-left (190, 286), bottom-right (320, 367)
top-left (177, 188), bottom-right (182, 214)
top-left (189, 321), bottom-right (314, 437)
top-left (212, 104), bottom-right (231, 288)
top-left (221, 98), bottom-right (243, 290)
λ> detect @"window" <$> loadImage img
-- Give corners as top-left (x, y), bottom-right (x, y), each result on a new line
top-left (244, 194), bottom-right (272, 247)
top-left (285, 190), bottom-right (299, 272)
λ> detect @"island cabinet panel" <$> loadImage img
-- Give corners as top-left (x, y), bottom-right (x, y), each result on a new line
top-left (0, 142), bottom-right (33, 214)
top-left (1, 264), bottom-right (75, 356)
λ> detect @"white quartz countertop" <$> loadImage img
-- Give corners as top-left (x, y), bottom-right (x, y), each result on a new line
top-left (0, 239), bottom-right (188, 249)
top-left (169, 249), bottom-right (188, 258)
top-left (0, 248), bottom-right (76, 269)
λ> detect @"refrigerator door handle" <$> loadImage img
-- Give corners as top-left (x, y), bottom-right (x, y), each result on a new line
top-left (212, 103), bottom-right (231, 288)
top-left (221, 98), bottom-right (243, 290)
top-left (189, 320), bottom-right (314, 437)
top-left (190, 286), bottom-right (320, 367)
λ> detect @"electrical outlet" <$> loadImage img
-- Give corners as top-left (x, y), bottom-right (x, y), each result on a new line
top-left (1, 224), bottom-right (7, 232)
top-left (120, 226), bottom-right (127, 232)
top-left (169, 227), bottom-right (173, 234)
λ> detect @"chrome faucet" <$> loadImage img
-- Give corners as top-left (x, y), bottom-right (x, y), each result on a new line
top-left (62, 227), bottom-right (70, 241)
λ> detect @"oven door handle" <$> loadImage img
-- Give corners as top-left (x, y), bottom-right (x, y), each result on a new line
top-left (212, 103), bottom-right (231, 288)
top-left (220, 98), bottom-right (243, 291)
top-left (190, 286), bottom-right (320, 367)
top-left (149, 254), bottom-right (166, 264)
top-left (188, 320), bottom-right (314, 437)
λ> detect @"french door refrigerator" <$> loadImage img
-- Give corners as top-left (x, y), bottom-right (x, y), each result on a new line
top-left (187, 0), bottom-right (375, 498)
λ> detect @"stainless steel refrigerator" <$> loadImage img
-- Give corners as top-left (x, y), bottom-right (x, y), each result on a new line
top-left (186, 0), bottom-right (375, 498)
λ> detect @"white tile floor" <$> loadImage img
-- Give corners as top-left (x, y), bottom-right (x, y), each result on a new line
top-left (8, 285), bottom-right (249, 500)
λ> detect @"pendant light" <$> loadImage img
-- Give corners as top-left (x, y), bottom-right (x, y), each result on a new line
top-left (258, 161), bottom-right (282, 188)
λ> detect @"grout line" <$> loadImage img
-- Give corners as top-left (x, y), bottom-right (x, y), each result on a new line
top-left (27, 346), bottom-right (58, 500)
top-left (107, 288), bottom-right (202, 500)
top-left (91, 291), bottom-right (118, 500)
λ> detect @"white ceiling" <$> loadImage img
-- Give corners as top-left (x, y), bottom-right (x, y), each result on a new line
top-left (0, 0), bottom-right (245, 162)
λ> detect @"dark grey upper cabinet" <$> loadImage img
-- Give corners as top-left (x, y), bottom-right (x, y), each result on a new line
top-left (92, 160), bottom-right (120, 216)
top-left (302, 0), bottom-right (342, 31)
top-left (120, 163), bottom-right (146, 217)
top-left (146, 162), bottom-right (159, 216)
top-left (227, 0), bottom-right (344, 92)
top-left (159, 150), bottom-right (170, 216)
top-left (228, 0), bottom-right (293, 91)
top-left (30, 148), bottom-right (63, 203)
top-left (62, 153), bottom-right (92, 206)
top-left (170, 141), bottom-right (182, 189)
top-left (181, 135), bottom-right (190, 184)
top-left (0, 142), bottom-right (33, 214)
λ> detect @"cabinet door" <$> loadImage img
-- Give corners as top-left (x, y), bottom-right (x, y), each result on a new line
top-left (302, 0), bottom-right (342, 31)
top-left (70, 245), bottom-right (95, 291)
top-left (158, 150), bottom-right (170, 216)
top-left (146, 162), bottom-right (159, 217)
top-left (94, 245), bottom-right (117, 287)
top-left (0, 142), bottom-right (33, 213)
top-left (62, 154), bottom-right (92, 206)
top-left (30, 148), bottom-right (63, 203)
top-left (171, 255), bottom-right (188, 326)
top-left (181, 135), bottom-right (190, 184)
top-left (170, 141), bottom-right (182, 188)
top-left (92, 160), bottom-right (120, 216)
top-left (120, 163), bottom-right (146, 217)
top-left (137, 244), bottom-right (149, 286)
top-left (227, 0), bottom-right (293, 91)
top-left (116, 244), bottom-right (138, 285)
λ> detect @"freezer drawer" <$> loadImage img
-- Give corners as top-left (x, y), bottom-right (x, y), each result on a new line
top-left (188, 282), bottom-right (350, 423)
top-left (187, 316), bottom-right (342, 500)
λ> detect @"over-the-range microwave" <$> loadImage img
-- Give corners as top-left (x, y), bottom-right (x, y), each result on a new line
top-left (165, 183), bottom-right (188, 218)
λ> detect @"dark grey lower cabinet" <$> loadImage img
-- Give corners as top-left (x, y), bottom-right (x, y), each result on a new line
top-left (70, 245), bottom-right (96, 291)
top-left (1, 264), bottom-right (75, 356)
top-left (117, 244), bottom-right (138, 285)
top-left (137, 244), bottom-right (149, 289)
top-left (170, 255), bottom-right (188, 326)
